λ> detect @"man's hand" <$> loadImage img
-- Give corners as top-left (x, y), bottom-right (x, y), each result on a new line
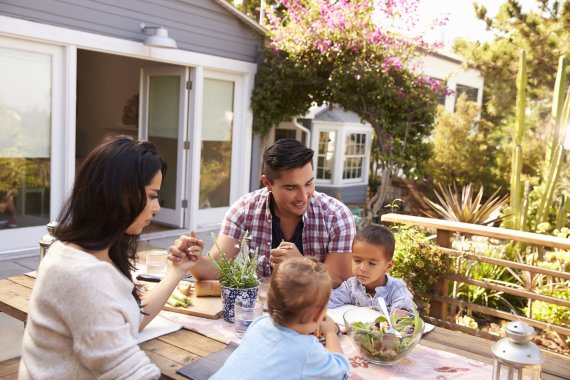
top-left (269, 241), bottom-right (302, 267)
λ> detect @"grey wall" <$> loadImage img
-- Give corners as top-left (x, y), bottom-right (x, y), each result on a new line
top-left (0, 0), bottom-right (263, 62)
top-left (316, 184), bottom-right (368, 205)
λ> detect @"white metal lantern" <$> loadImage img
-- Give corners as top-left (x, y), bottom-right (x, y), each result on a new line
top-left (491, 321), bottom-right (544, 380)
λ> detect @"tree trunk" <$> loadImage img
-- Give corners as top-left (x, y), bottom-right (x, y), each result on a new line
top-left (364, 167), bottom-right (392, 225)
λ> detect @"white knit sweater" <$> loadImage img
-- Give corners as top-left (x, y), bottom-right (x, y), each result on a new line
top-left (19, 241), bottom-right (160, 379)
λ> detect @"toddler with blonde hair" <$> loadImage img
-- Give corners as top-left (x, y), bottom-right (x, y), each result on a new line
top-left (211, 257), bottom-right (349, 380)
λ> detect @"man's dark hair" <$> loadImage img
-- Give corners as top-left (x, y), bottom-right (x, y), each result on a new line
top-left (262, 138), bottom-right (314, 182)
top-left (354, 224), bottom-right (396, 259)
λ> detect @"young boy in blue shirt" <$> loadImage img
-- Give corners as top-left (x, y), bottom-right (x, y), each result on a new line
top-left (328, 224), bottom-right (416, 313)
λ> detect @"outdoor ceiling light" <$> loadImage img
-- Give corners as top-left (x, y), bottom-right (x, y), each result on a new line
top-left (140, 23), bottom-right (177, 49)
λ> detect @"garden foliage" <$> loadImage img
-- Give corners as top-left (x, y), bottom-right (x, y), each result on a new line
top-left (252, 0), bottom-right (447, 218)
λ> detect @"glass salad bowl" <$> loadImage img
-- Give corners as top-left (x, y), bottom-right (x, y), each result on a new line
top-left (343, 306), bottom-right (424, 365)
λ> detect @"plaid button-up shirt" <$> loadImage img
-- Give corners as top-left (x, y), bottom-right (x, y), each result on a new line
top-left (219, 188), bottom-right (356, 277)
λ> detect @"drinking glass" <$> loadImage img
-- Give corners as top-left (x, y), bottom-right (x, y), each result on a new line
top-left (257, 277), bottom-right (270, 309)
top-left (146, 249), bottom-right (168, 276)
top-left (234, 299), bottom-right (263, 337)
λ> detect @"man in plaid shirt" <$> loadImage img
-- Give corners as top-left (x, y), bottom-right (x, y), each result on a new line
top-left (169, 139), bottom-right (356, 287)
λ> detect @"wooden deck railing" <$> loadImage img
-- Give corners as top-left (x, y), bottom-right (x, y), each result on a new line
top-left (381, 213), bottom-right (570, 338)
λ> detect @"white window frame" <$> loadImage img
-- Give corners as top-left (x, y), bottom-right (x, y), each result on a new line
top-left (342, 131), bottom-right (368, 182)
top-left (314, 128), bottom-right (337, 184)
top-left (0, 36), bottom-right (69, 254)
top-left (311, 121), bottom-right (372, 187)
top-left (189, 69), bottom-right (252, 229)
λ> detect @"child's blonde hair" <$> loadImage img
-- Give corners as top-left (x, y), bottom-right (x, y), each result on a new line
top-left (267, 257), bottom-right (332, 325)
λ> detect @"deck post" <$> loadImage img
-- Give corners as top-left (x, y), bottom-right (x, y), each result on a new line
top-left (431, 229), bottom-right (451, 320)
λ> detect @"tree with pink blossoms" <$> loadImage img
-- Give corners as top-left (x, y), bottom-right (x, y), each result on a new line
top-left (251, 0), bottom-right (446, 220)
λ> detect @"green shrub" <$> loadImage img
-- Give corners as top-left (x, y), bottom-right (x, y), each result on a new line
top-left (524, 286), bottom-right (570, 327)
top-left (391, 225), bottom-right (448, 313)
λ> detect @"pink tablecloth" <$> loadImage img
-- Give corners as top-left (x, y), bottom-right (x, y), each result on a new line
top-left (159, 311), bottom-right (493, 379)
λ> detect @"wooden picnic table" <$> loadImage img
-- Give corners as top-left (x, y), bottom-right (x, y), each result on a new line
top-left (1, 273), bottom-right (569, 379)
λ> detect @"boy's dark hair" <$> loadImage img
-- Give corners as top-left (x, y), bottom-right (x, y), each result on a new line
top-left (354, 224), bottom-right (396, 259)
top-left (262, 138), bottom-right (314, 182)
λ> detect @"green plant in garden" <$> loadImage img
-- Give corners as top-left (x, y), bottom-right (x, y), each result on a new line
top-left (525, 286), bottom-right (570, 327)
top-left (391, 225), bottom-right (447, 313)
top-left (428, 95), bottom-right (507, 192)
top-left (209, 231), bottom-right (259, 289)
top-left (505, 52), bottom-right (570, 233)
top-left (507, 50), bottom-right (528, 231)
top-left (454, 248), bottom-right (519, 313)
top-left (421, 183), bottom-right (509, 225)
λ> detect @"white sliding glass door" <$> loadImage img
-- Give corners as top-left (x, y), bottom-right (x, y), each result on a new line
top-left (0, 37), bottom-right (64, 252)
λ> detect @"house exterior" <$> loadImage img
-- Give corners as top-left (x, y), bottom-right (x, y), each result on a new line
top-left (0, 0), bottom-right (265, 258)
top-left (257, 50), bottom-right (484, 208)
top-left (0, 0), bottom-right (484, 259)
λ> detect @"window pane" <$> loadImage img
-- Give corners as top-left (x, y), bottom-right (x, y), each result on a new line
top-left (275, 129), bottom-right (296, 141)
top-left (343, 133), bottom-right (366, 180)
top-left (148, 76), bottom-right (179, 209)
top-left (455, 84), bottom-right (478, 109)
top-left (316, 132), bottom-right (335, 180)
top-left (200, 78), bottom-right (234, 209)
top-left (0, 47), bottom-right (51, 229)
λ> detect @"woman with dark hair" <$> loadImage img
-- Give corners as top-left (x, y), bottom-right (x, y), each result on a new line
top-left (19, 135), bottom-right (199, 379)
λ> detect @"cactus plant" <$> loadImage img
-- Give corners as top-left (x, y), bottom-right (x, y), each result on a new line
top-left (536, 56), bottom-right (568, 224)
top-left (508, 52), bottom-right (570, 231)
top-left (509, 50), bottom-right (527, 231)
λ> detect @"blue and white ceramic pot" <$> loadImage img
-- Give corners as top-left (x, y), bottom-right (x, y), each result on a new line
top-left (221, 284), bottom-right (259, 323)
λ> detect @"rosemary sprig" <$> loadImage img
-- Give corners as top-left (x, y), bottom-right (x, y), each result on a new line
top-left (209, 230), bottom-right (259, 289)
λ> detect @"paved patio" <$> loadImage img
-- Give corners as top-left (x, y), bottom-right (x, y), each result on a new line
top-left (0, 228), bottom-right (217, 362)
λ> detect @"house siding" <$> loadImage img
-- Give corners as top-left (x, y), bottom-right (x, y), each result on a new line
top-left (316, 184), bottom-right (368, 205)
top-left (0, 0), bottom-right (262, 62)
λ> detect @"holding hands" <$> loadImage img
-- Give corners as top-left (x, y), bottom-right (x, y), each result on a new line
top-left (168, 230), bottom-right (204, 272)
top-left (269, 241), bottom-right (302, 267)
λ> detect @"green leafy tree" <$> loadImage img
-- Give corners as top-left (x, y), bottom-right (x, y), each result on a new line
top-left (252, 0), bottom-right (444, 220)
top-left (428, 95), bottom-right (507, 191)
top-left (454, 0), bottom-right (570, 125)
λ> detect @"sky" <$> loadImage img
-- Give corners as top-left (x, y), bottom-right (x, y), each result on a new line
top-left (417, 0), bottom-right (539, 47)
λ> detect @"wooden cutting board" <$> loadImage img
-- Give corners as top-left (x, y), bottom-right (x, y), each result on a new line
top-left (162, 294), bottom-right (223, 319)
top-left (142, 280), bottom-right (223, 320)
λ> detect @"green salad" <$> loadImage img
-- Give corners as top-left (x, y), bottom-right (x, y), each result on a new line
top-left (347, 307), bottom-right (424, 364)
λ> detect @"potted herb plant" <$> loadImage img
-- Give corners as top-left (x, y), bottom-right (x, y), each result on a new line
top-left (209, 230), bottom-right (259, 323)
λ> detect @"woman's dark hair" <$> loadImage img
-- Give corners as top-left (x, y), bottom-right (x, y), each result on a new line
top-left (262, 138), bottom-right (314, 182)
top-left (54, 135), bottom-right (166, 305)
top-left (354, 224), bottom-right (396, 259)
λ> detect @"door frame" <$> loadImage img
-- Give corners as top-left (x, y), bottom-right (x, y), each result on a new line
top-left (139, 66), bottom-right (190, 228)
top-left (188, 69), bottom-right (253, 230)
top-left (0, 36), bottom-right (70, 254)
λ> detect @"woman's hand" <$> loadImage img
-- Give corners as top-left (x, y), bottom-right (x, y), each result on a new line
top-left (168, 230), bottom-right (204, 272)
